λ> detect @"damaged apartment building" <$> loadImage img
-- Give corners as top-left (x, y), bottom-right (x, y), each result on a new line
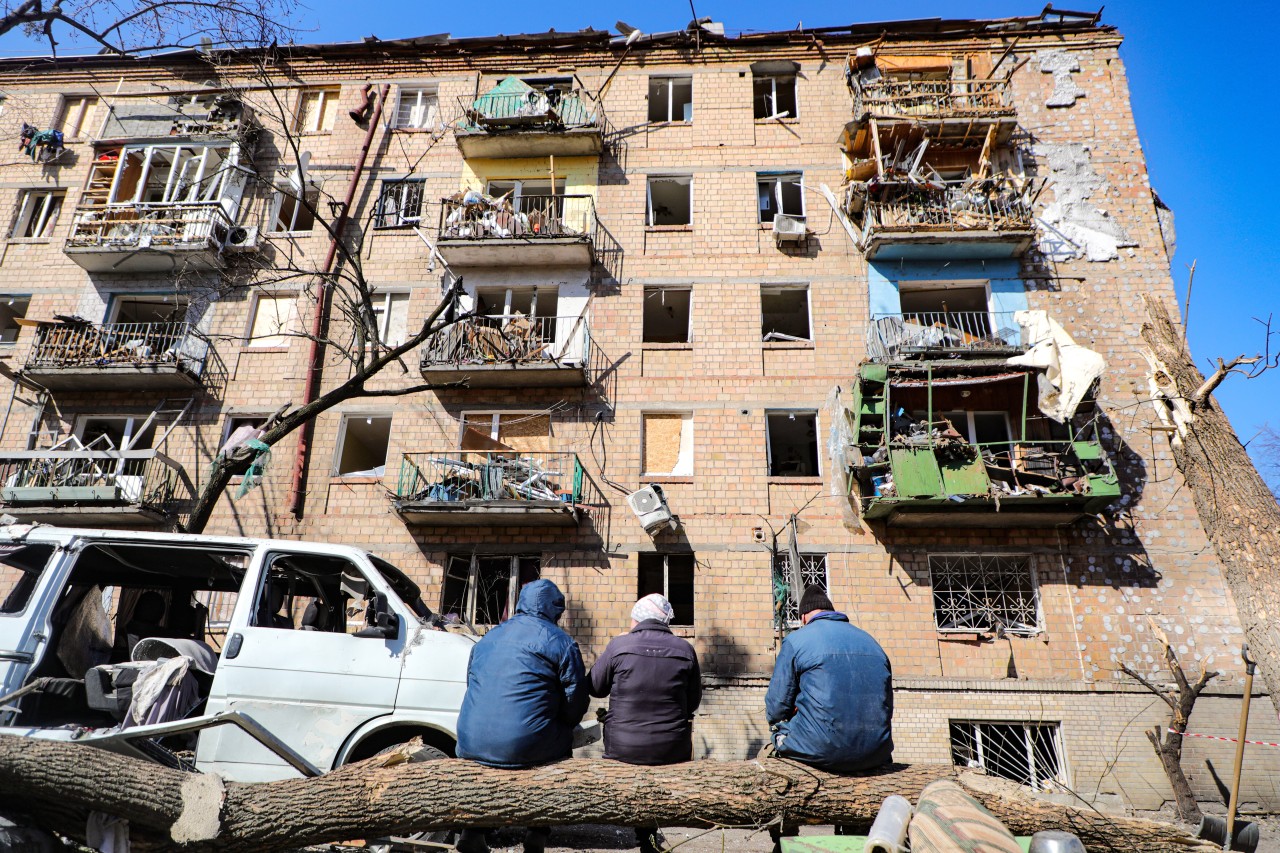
top-left (0, 7), bottom-right (1273, 814)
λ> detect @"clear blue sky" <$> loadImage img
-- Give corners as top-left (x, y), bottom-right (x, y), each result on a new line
top-left (7, 2), bottom-right (1280, 467)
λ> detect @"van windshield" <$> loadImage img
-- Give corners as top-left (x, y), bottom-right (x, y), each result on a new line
top-left (368, 555), bottom-right (433, 621)
top-left (0, 544), bottom-right (57, 615)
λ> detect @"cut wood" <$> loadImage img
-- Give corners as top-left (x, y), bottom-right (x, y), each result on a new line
top-left (0, 735), bottom-right (1215, 853)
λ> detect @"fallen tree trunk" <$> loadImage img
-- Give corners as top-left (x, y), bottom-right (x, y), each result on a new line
top-left (0, 736), bottom-right (1214, 853)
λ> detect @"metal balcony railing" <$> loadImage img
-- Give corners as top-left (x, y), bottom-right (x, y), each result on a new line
top-left (0, 450), bottom-right (186, 511)
top-left (421, 315), bottom-right (589, 369)
top-left (396, 451), bottom-right (592, 508)
top-left (867, 311), bottom-right (1026, 360)
top-left (456, 91), bottom-right (604, 132)
top-left (66, 202), bottom-right (234, 250)
top-left (853, 77), bottom-right (1013, 119)
top-left (26, 321), bottom-right (213, 377)
top-left (860, 180), bottom-right (1034, 237)
top-left (437, 194), bottom-right (597, 243)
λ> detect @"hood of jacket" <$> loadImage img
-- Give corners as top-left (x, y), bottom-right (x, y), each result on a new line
top-left (515, 578), bottom-right (565, 623)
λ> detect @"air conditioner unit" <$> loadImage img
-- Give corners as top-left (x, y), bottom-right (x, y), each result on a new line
top-left (224, 225), bottom-right (260, 251)
top-left (773, 214), bottom-right (806, 244)
top-left (626, 484), bottom-right (678, 533)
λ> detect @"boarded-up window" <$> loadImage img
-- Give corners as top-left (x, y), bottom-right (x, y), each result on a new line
top-left (248, 294), bottom-right (301, 347)
top-left (296, 88), bottom-right (341, 133)
top-left (643, 413), bottom-right (693, 475)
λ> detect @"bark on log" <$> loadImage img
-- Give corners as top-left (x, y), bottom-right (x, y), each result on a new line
top-left (1141, 295), bottom-right (1280, 721)
top-left (0, 735), bottom-right (1215, 853)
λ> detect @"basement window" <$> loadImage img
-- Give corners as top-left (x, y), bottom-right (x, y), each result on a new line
top-left (334, 415), bottom-right (392, 477)
top-left (0, 296), bottom-right (30, 345)
top-left (647, 176), bottom-right (692, 226)
top-left (642, 413), bottom-right (694, 476)
top-left (757, 174), bottom-right (804, 224)
top-left (771, 552), bottom-right (828, 628)
top-left (648, 76), bottom-right (693, 122)
top-left (753, 73), bottom-right (798, 120)
top-left (761, 285), bottom-right (810, 342)
top-left (643, 287), bottom-right (692, 343)
top-left (638, 553), bottom-right (695, 626)
top-left (950, 721), bottom-right (1065, 791)
top-left (766, 412), bottom-right (819, 477)
top-left (442, 555), bottom-right (541, 626)
top-left (930, 554), bottom-right (1040, 635)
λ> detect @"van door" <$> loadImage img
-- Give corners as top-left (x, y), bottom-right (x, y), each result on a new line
top-left (0, 542), bottom-right (64, 712)
top-left (196, 548), bottom-right (408, 782)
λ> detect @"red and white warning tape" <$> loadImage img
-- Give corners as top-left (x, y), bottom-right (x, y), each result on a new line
top-left (1169, 728), bottom-right (1280, 748)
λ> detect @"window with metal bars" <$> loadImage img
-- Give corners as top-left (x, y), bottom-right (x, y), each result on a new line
top-left (929, 553), bottom-right (1040, 635)
top-left (395, 87), bottom-right (439, 129)
top-left (771, 552), bottom-right (828, 629)
top-left (949, 720), bottom-right (1065, 791)
top-left (374, 179), bottom-right (425, 228)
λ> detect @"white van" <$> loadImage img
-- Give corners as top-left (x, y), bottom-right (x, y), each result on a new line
top-left (0, 524), bottom-right (503, 782)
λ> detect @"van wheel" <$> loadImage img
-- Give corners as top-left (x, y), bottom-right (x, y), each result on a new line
top-left (366, 742), bottom-right (455, 852)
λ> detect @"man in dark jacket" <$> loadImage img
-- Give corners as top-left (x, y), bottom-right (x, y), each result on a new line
top-left (456, 579), bottom-right (589, 853)
top-left (590, 593), bottom-right (701, 853)
top-left (765, 584), bottom-right (893, 771)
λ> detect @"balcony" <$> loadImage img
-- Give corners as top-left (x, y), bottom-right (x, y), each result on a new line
top-left (436, 194), bottom-right (597, 266)
top-left (393, 451), bottom-right (594, 526)
top-left (64, 203), bottom-right (239, 272)
top-left (22, 321), bottom-right (219, 391)
top-left (852, 77), bottom-right (1014, 122)
top-left (847, 179), bottom-right (1035, 259)
top-left (420, 315), bottom-right (592, 388)
top-left (453, 88), bottom-right (607, 158)
top-left (0, 450), bottom-right (187, 525)
top-left (867, 311), bottom-right (1027, 362)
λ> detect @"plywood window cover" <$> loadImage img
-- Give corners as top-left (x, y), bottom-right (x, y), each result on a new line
top-left (247, 293), bottom-right (302, 348)
top-left (643, 412), bottom-right (693, 476)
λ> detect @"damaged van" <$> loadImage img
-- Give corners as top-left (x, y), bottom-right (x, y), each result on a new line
top-left (0, 524), bottom-right (592, 782)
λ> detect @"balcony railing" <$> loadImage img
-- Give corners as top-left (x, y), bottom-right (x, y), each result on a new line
top-left (66, 202), bottom-right (234, 251)
top-left (457, 92), bottom-right (602, 132)
top-left (0, 450), bottom-right (186, 514)
top-left (438, 194), bottom-right (597, 242)
top-left (853, 77), bottom-right (1013, 119)
top-left (26, 321), bottom-right (213, 377)
top-left (422, 315), bottom-right (588, 369)
top-left (859, 180), bottom-right (1034, 236)
top-left (867, 311), bottom-right (1026, 361)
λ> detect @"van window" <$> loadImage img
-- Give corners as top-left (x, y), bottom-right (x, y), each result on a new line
top-left (253, 552), bottom-right (387, 634)
top-left (0, 544), bottom-right (56, 614)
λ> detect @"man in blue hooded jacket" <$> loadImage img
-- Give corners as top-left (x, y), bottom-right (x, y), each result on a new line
top-left (455, 578), bottom-right (589, 853)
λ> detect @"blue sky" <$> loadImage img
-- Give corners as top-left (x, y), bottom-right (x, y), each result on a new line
top-left (6, 2), bottom-right (1279, 471)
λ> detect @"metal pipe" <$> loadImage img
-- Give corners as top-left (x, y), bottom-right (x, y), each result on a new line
top-left (288, 83), bottom-right (391, 518)
top-left (1225, 644), bottom-right (1256, 850)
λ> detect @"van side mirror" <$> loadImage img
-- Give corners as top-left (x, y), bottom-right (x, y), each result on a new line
top-left (353, 593), bottom-right (399, 639)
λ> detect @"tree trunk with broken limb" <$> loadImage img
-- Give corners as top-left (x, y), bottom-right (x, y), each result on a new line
top-left (1141, 295), bottom-right (1280, 721)
top-left (0, 736), bottom-right (1216, 853)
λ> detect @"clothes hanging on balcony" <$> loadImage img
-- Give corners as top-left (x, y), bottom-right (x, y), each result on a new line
top-left (21, 127), bottom-right (64, 162)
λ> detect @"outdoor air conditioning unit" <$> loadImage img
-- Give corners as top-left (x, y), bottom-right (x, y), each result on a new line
top-left (627, 484), bottom-right (678, 534)
top-left (773, 214), bottom-right (807, 244)
top-left (225, 225), bottom-right (260, 251)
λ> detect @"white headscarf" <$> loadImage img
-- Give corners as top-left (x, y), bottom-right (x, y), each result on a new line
top-left (631, 593), bottom-right (675, 625)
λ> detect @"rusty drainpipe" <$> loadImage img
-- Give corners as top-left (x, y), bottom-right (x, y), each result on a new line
top-left (288, 83), bottom-right (391, 518)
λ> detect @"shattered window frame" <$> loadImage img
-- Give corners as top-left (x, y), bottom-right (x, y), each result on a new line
top-left (269, 180), bottom-right (321, 234)
top-left (756, 173), bottom-right (805, 225)
top-left (949, 720), bottom-right (1066, 791)
top-left (0, 294), bottom-right (30, 345)
top-left (11, 189), bottom-right (64, 239)
top-left (930, 553), bottom-right (1041, 636)
top-left (442, 554), bottom-right (541, 627)
top-left (753, 74), bottom-right (798, 120)
top-left (771, 552), bottom-right (828, 629)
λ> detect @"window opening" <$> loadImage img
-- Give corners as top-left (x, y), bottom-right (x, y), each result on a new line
top-left (374, 179), bottom-right (425, 228)
top-left (108, 295), bottom-right (187, 325)
top-left (335, 415), bottom-right (392, 476)
top-left (271, 182), bottom-right (319, 233)
top-left (371, 292), bottom-right (411, 347)
top-left (766, 412), bottom-right (819, 477)
top-left (761, 286), bottom-right (810, 341)
top-left (252, 552), bottom-right (383, 634)
top-left (647, 176), bottom-right (692, 226)
top-left (77, 416), bottom-right (156, 478)
top-left (247, 293), bottom-right (301, 347)
top-left (771, 552), bottom-right (828, 628)
top-left (59, 95), bottom-right (101, 138)
top-left (757, 174), bottom-right (804, 224)
top-left (0, 545), bottom-right (57, 615)
top-left (460, 413), bottom-right (553, 454)
top-left (638, 553), bottom-right (695, 626)
top-left (0, 296), bottom-right (31, 344)
top-left (950, 721), bottom-right (1064, 791)
top-left (442, 554), bottom-right (540, 626)
top-left (898, 281), bottom-right (992, 338)
top-left (930, 554), bottom-right (1040, 635)
top-left (642, 413), bottom-right (693, 476)
top-left (475, 286), bottom-right (559, 343)
top-left (485, 179), bottom-right (566, 219)
top-left (395, 87), bottom-right (439, 129)
top-left (642, 287), bottom-right (692, 343)
top-left (296, 88), bottom-right (341, 133)
top-left (754, 74), bottom-right (797, 119)
top-left (105, 144), bottom-right (231, 206)
top-left (12, 190), bottom-right (64, 239)
top-left (648, 76), bottom-right (693, 122)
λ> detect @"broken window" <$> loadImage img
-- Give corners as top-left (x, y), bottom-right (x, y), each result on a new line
top-left (642, 413), bottom-right (694, 476)
top-left (0, 296), bottom-right (30, 345)
top-left (898, 281), bottom-right (992, 335)
top-left (936, 411), bottom-right (1012, 449)
top-left (108, 294), bottom-right (187, 325)
top-left (395, 87), bottom-right (439, 129)
top-left (371, 292), bottom-right (411, 347)
top-left (638, 553), bottom-right (695, 626)
top-left (950, 721), bottom-right (1064, 791)
top-left (442, 555), bottom-right (541, 626)
top-left (647, 176), bottom-right (692, 226)
top-left (0, 545), bottom-right (56, 615)
top-left (77, 416), bottom-right (156, 479)
top-left (761, 286), bottom-right (810, 342)
top-left (270, 181), bottom-right (319, 233)
top-left (753, 74), bottom-right (798, 119)
top-left (253, 551), bottom-right (383, 634)
top-left (485, 179), bottom-right (566, 219)
top-left (771, 552), bottom-right (828, 628)
top-left (58, 95), bottom-right (102, 139)
top-left (247, 293), bottom-right (302, 347)
top-left (374, 179), bottom-right (425, 228)
top-left (757, 174), bottom-right (804, 225)
top-left (766, 412), bottom-right (819, 477)
top-left (930, 554), bottom-right (1040, 635)
top-left (296, 87), bottom-right (341, 133)
top-left (648, 76), bottom-right (693, 122)
top-left (643, 287), bottom-right (692, 343)
top-left (335, 415), bottom-right (392, 477)
top-left (12, 190), bottom-right (63, 239)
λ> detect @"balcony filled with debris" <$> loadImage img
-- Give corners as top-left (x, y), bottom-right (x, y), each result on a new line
top-left (435, 189), bottom-right (598, 266)
top-left (454, 76), bottom-right (608, 157)
top-left (839, 310), bottom-right (1120, 527)
top-left (420, 313), bottom-right (593, 388)
top-left (22, 317), bottom-right (219, 391)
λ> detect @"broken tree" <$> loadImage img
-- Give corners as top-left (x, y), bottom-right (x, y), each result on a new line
top-left (0, 736), bottom-right (1217, 853)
